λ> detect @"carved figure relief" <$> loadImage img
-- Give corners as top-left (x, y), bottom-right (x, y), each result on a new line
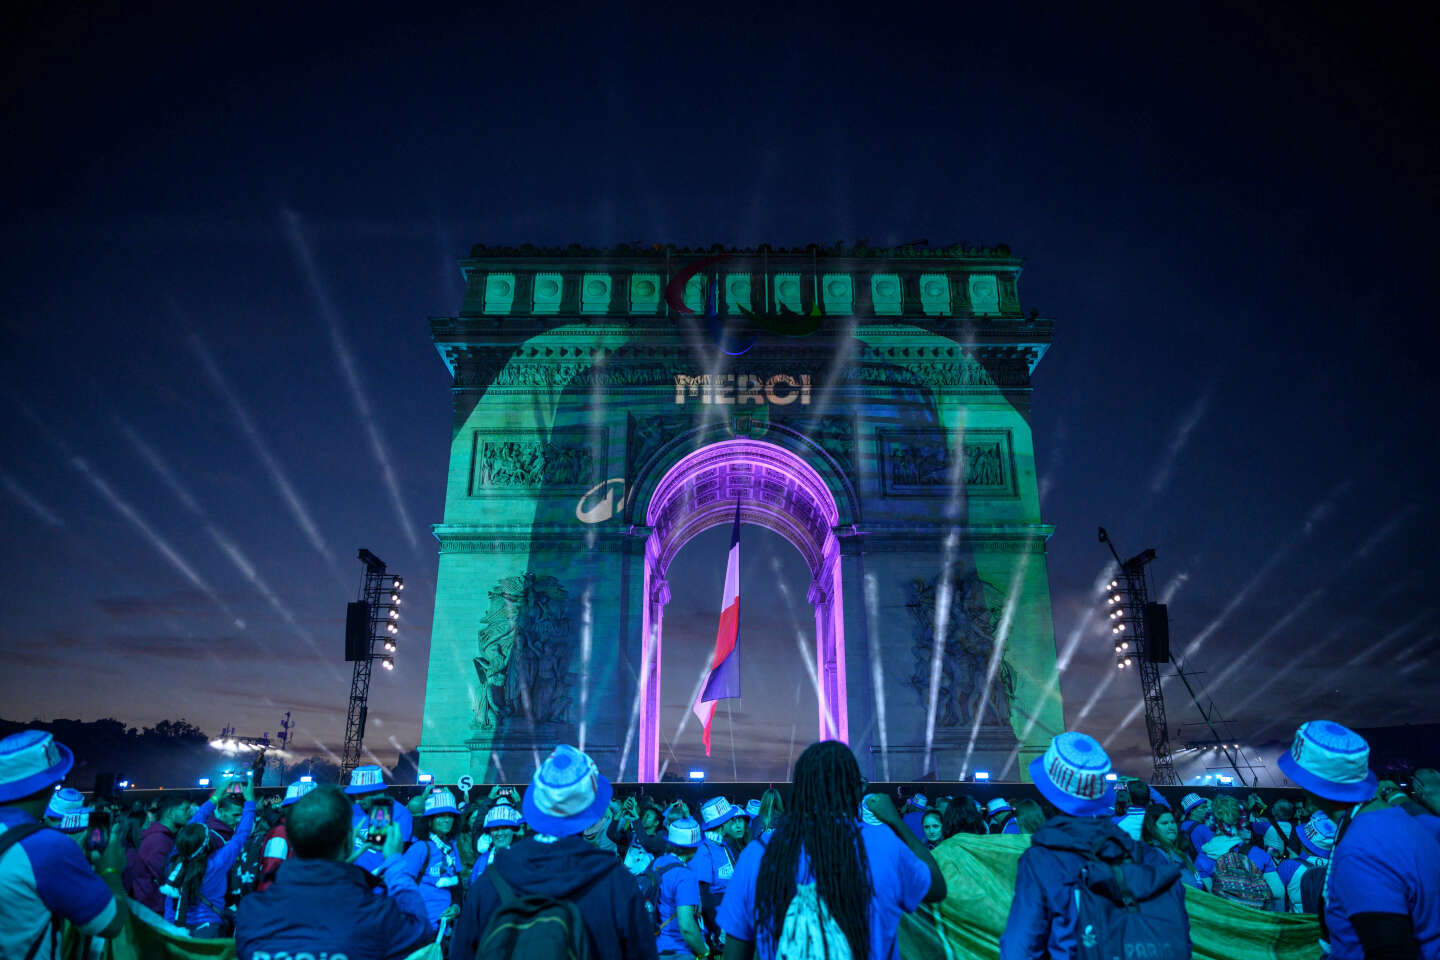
top-left (476, 439), bottom-right (595, 487)
top-left (883, 435), bottom-right (1009, 492)
top-left (902, 572), bottom-right (1016, 729)
top-left (472, 573), bottom-right (575, 729)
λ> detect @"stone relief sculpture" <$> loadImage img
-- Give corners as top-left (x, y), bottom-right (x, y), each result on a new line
top-left (472, 573), bottom-right (575, 729)
top-left (964, 442), bottom-right (1004, 487)
top-left (886, 438), bottom-right (1007, 489)
top-left (902, 572), bottom-right (1016, 728)
top-left (476, 440), bottom-right (595, 487)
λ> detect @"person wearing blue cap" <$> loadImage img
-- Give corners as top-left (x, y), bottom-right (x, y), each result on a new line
top-left (345, 763), bottom-right (414, 876)
top-left (0, 730), bottom-right (126, 959)
top-left (1000, 731), bottom-right (1189, 960)
top-left (1277, 720), bottom-right (1440, 959)
top-left (1274, 812), bottom-right (1337, 914)
top-left (253, 779), bottom-right (318, 893)
top-left (691, 796), bottom-right (746, 949)
top-left (450, 744), bottom-right (658, 960)
top-left (402, 787), bottom-right (464, 932)
top-left (654, 818), bottom-right (709, 959)
top-left (469, 803), bottom-right (525, 883)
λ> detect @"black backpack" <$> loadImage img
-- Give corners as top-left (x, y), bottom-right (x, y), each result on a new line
top-left (636, 860), bottom-right (685, 933)
top-left (1070, 856), bottom-right (1190, 960)
top-left (1299, 862), bottom-right (1328, 916)
top-left (478, 869), bottom-right (594, 960)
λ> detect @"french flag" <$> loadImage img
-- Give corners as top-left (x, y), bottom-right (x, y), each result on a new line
top-left (694, 501), bottom-right (741, 756)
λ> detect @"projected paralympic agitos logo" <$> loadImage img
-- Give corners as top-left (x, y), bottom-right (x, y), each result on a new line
top-left (664, 255), bottom-right (824, 356)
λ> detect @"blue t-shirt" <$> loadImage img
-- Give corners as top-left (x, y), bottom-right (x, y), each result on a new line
top-left (717, 822), bottom-right (931, 960)
top-left (1417, 814), bottom-right (1440, 844)
top-left (1328, 805), bottom-right (1440, 960)
top-left (402, 836), bottom-right (461, 929)
top-left (350, 799), bottom-right (414, 875)
top-left (0, 808), bottom-right (117, 960)
top-left (654, 853), bottom-right (701, 954)
top-left (691, 836), bottom-right (737, 898)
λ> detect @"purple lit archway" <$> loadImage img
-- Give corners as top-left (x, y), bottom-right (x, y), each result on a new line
top-left (637, 439), bottom-right (847, 782)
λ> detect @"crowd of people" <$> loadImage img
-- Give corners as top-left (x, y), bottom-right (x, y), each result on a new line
top-left (1, 719), bottom-right (1438, 959)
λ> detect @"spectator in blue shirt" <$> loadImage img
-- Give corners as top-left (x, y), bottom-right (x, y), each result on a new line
top-left (235, 784), bottom-right (430, 960)
top-left (0, 730), bottom-right (126, 960)
top-left (163, 776), bottom-right (256, 936)
top-left (1277, 720), bottom-right (1440, 960)
top-left (655, 818), bottom-right (708, 959)
top-left (346, 764), bottom-right (414, 876)
top-left (987, 798), bottom-right (1021, 836)
top-left (467, 802), bottom-right (524, 883)
top-left (402, 788), bottom-right (463, 931)
top-left (718, 740), bottom-right (945, 960)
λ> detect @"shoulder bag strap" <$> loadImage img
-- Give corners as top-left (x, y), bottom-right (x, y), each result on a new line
top-left (486, 867), bottom-right (516, 904)
top-left (0, 822), bottom-right (46, 860)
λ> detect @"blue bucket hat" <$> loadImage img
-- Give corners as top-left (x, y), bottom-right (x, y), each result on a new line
top-left (1298, 812), bottom-right (1338, 858)
top-left (1276, 721), bottom-right (1377, 803)
top-left (746, 798), bottom-right (762, 818)
top-left (1028, 731), bottom-right (1117, 817)
top-left (700, 796), bottom-right (742, 829)
top-left (0, 731), bottom-right (75, 803)
top-left (344, 764), bottom-right (388, 795)
top-left (282, 781), bottom-right (318, 807)
top-left (423, 788), bottom-right (460, 818)
top-left (521, 745), bottom-right (612, 837)
top-left (667, 818), bottom-right (703, 848)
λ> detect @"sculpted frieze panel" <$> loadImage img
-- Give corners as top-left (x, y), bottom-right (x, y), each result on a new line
top-left (472, 573), bottom-right (575, 730)
top-left (902, 572), bottom-right (1016, 729)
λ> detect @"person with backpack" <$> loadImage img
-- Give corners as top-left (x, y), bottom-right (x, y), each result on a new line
top-left (1000, 730), bottom-right (1190, 960)
top-left (402, 788), bottom-right (464, 932)
top-left (989, 798), bottom-right (1021, 836)
top-left (1176, 793), bottom-right (1210, 849)
top-left (691, 796), bottom-right (746, 945)
top-left (653, 818), bottom-right (709, 959)
top-left (1274, 813), bottom-right (1336, 914)
top-left (717, 740), bottom-right (945, 960)
top-left (450, 743), bottom-right (658, 960)
top-left (1277, 720), bottom-right (1440, 960)
top-left (0, 730), bottom-right (127, 959)
top-left (234, 784), bottom-right (430, 960)
top-left (254, 779), bottom-right (318, 893)
top-left (162, 774), bottom-right (256, 936)
top-left (1194, 795), bottom-right (1283, 910)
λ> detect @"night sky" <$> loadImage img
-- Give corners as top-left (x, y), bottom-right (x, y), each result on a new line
top-left (3, 4), bottom-right (1435, 785)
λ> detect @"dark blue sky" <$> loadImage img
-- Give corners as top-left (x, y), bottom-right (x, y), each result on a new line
top-left (2, 3), bottom-right (1435, 783)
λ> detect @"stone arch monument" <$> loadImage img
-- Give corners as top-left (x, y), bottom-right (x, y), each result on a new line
top-left (420, 243), bottom-right (1062, 784)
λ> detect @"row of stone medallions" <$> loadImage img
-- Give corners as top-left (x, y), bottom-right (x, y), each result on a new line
top-left (473, 269), bottom-right (1012, 318)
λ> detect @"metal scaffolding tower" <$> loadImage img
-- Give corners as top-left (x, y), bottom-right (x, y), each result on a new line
top-left (340, 549), bottom-right (404, 780)
top-left (1099, 528), bottom-right (1180, 785)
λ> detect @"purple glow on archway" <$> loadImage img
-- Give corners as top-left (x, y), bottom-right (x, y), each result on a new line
top-left (638, 439), bottom-right (847, 781)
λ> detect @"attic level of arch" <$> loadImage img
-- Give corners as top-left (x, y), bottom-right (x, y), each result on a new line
top-left (456, 259), bottom-right (1029, 321)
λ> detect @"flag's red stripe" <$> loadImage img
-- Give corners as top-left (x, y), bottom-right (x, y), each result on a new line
top-left (711, 601), bottom-right (739, 669)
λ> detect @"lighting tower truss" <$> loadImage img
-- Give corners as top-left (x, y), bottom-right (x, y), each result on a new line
top-left (1098, 528), bottom-right (1180, 785)
top-left (340, 549), bottom-right (404, 780)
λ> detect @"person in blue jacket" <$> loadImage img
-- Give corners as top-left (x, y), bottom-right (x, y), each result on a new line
top-left (346, 763), bottom-right (413, 875)
top-left (402, 787), bottom-right (463, 931)
top-left (234, 784), bottom-right (430, 960)
top-left (163, 776), bottom-right (256, 936)
top-left (988, 797), bottom-right (1021, 835)
top-left (468, 802), bottom-right (524, 883)
top-left (1000, 731), bottom-right (1190, 960)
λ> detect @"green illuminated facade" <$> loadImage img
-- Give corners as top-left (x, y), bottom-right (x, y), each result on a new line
top-left (420, 243), bottom-right (1062, 783)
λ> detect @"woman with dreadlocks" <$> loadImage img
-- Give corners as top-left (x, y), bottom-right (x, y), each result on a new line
top-left (716, 741), bottom-right (946, 960)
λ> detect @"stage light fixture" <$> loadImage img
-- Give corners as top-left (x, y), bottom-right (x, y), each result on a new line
top-left (1110, 580), bottom-right (1119, 589)
top-left (417, 773), bottom-right (434, 784)
top-left (384, 641), bottom-right (396, 652)
top-left (198, 777), bottom-right (211, 787)
top-left (1116, 623), bottom-right (1125, 631)
top-left (688, 770), bottom-right (705, 781)
top-left (381, 658), bottom-right (395, 671)
top-left (389, 609), bottom-right (399, 619)
top-left (1104, 773), bottom-right (1119, 782)
top-left (973, 770), bottom-right (991, 782)
top-left (387, 623), bottom-right (398, 634)
top-left (1115, 644), bottom-right (1122, 653)
top-left (390, 594), bottom-right (400, 604)
top-left (299, 776), bottom-right (313, 783)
